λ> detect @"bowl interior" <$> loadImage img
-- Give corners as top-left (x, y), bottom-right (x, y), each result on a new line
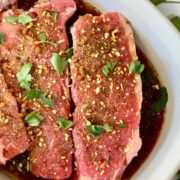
top-left (1, 0), bottom-right (180, 179)
top-left (84, 0), bottom-right (180, 179)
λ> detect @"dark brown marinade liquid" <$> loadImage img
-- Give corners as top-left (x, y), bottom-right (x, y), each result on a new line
top-left (0, 0), bottom-right (164, 179)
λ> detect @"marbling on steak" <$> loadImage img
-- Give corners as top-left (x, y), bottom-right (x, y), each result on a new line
top-left (71, 13), bottom-right (142, 179)
top-left (0, 0), bottom-right (76, 179)
top-left (0, 72), bottom-right (28, 165)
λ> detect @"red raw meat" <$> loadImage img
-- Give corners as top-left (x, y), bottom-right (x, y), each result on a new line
top-left (0, 73), bottom-right (28, 165)
top-left (0, 0), bottom-right (76, 179)
top-left (71, 13), bottom-right (142, 179)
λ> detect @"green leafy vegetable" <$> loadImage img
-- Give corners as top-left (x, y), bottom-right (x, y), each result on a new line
top-left (56, 118), bottom-right (74, 130)
top-left (38, 33), bottom-right (58, 47)
top-left (25, 112), bottom-right (44, 126)
top-left (85, 120), bottom-right (113, 136)
top-left (88, 124), bottom-right (104, 137)
top-left (0, 32), bottom-right (4, 43)
top-left (18, 13), bottom-right (33, 25)
top-left (50, 12), bottom-right (58, 22)
top-left (119, 120), bottom-right (126, 128)
top-left (150, 0), bottom-right (166, 5)
top-left (25, 89), bottom-right (54, 107)
top-left (152, 87), bottom-right (168, 112)
top-left (50, 53), bottom-right (68, 74)
top-left (103, 123), bottom-right (113, 132)
top-left (81, 102), bottom-right (90, 111)
top-left (4, 13), bottom-right (33, 25)
top-left (102, 61), bottom-right (117, 77)
top-left (170, 16), bottom-right (180, 32)
top-left (16, 62), bottom-right (32, 90)
top-left (129, 60), bottom-right (144, 74)
top-left (4, 16), bottom-right (18, 24)
top-left (40, 95), bottom-right (54, 107)
top-left (66, 47), bottom-right (73, 58)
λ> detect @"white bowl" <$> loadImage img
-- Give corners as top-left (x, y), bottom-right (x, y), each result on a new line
top-left (84, 0), bottom-right (180, 179)
top-left (1, 0), bottom-right (180, 179)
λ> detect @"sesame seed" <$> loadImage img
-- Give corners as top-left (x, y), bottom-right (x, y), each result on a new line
top-left (52, 110), bottom-right (57, 114)
top-left (104, 33), bottom-right (109, 39)
top-left (100, 170), bottom-right (105, 175)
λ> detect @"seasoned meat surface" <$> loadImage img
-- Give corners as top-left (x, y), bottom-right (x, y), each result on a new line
top-left (71, 13), bottom-right (142, 179)
top-left (0, 0), bottom-right (76, 179)
top-left (0, 73), bottom-right (28, 165)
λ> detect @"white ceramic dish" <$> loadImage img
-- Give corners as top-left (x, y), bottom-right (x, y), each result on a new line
top-left (1, 0), bottom-right (180, 179)
top-left (84, 0), bottom-right (180, 180)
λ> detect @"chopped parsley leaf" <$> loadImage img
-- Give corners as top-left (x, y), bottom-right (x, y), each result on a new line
top-left (102, 61), bottom-right (117, 77)
top-left (152, 87), bottom-right (168, 112)
top-left (66, 47), bottom-right (73, 58)
top-left (56, 118), bottom-right (74, 130)
top-left (50, 12), bottom-right (58, 22)
top-left (87, 124), bottom-right (104, 137)
top-left (129, 60), bottom-right (144, 74)
top-left (103, 123), bottom-right (113, 132)
top-left (0, 32), bottom-right (4, 43)
top-left (119, 120), bottom-right (126, 128)
top-left (50, 53), bottom-right (68, 74)
top-left (25, 89), bottom-right (54, 107)
top-left (4, 13), bottom-right (33, 25)
top-left (85, 120), bottom-right (113, 136)
top-left (81, 102), bottom-right (90, 112)
top-left (16, 62), bottom-right (32, 90)
top-left (38, 33), bottom-right (58, 47)
top-left (25, 112), bottom-right (44, 126)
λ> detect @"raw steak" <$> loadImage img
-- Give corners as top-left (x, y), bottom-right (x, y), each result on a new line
top-left (0, 0), bottom-right (16, 11)
top-left (0, 72), bottom-right (28, 164)
top-left (0, 0), bottom-right (76, 178)
top-left (71, 13), bottom-right (142, 179)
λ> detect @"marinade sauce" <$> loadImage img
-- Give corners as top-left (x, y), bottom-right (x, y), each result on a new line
top-left (0, 0), bottom-right (165, 179)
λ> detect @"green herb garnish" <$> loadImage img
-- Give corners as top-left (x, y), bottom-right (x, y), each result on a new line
top-left (50, 53), bottom-right (68, 74)
top-left (152, 87), bottom-right (168, 112)
top-left (50, 12), bottom-right (58, 22)
top-left (56, 118), bottom-right (74, 130)
top-left (102, 61), bottom-right (116, 77)
top-left (25, 89), bottom-right (54, 107)
top-left (25, 112), bottom-right (44, 126)
top-left (87, 124), bottom-right (104, 137)
top-left (103, 123), bottom-right (113, 132)
top-left (81, 102), bottom-right (89, 111)
top-left (85, 120), bottom-right (113, 136)
top-left (38, 33), bottom-right (58, 47)
top-left (119, 120), bottom-right (126, 128)
top-left (129, 60), bottom-right (144, 74)
top-left (16, 62), bottom-right (32, 90)
top-left (0, 32), bottom-right (4, 43)
top-left (170, 16), bottom-right (180, 32)
top-left (4, 13), bottom-right (33, 25)
top-left (66, 47), bottom-right (73, 58)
